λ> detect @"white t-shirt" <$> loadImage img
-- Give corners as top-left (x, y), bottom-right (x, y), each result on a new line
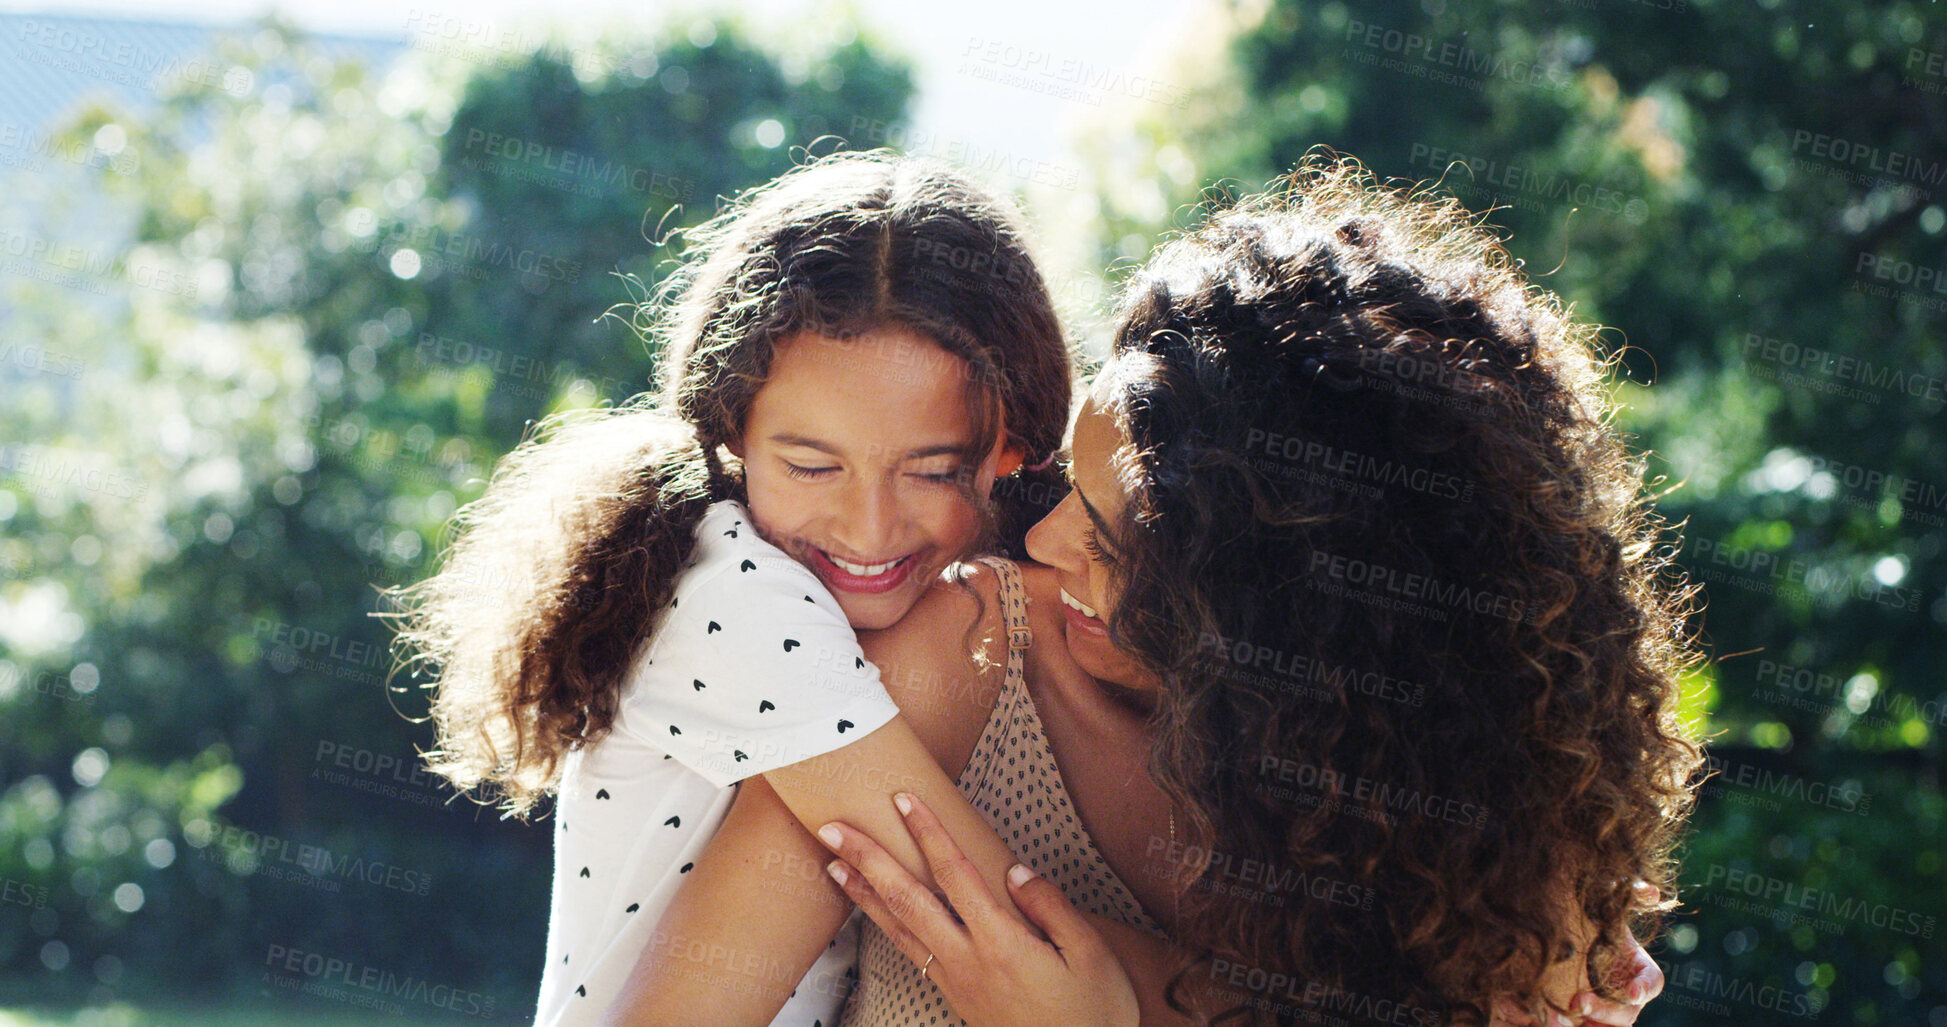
top-left (534, 499), bottom-right (901, 1027)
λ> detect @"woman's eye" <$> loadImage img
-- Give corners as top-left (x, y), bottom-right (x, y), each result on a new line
top-left (1082, 526), bottom-right (1115, 565)
top-left (783, 462), bottom-right (838, 480)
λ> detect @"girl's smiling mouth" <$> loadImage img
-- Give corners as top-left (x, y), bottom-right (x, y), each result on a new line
top-left (807, 548), bottom-right (919, 594)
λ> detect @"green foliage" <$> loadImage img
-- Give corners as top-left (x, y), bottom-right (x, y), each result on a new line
top-left (1074, 0), bottom-right (1946, 1020)
top-left (0, 14), bottom-right (911, 1006)
top-left (4, 1), bottom-right (1941, 1020)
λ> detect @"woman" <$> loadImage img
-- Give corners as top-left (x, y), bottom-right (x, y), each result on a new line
top-left (620, 156), bottom-right (1701, 1026)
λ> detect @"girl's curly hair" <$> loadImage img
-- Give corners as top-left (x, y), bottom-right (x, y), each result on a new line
top-left (1100, 155), bottom-right (1704, 1023)
top-left (379, 152), bottom-right (1072, 816)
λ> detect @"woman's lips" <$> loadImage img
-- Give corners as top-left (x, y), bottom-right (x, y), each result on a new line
top-left (806, 547), bottom-right (918, 595)
top-left (1060, 587), bottom-right (1109, 637)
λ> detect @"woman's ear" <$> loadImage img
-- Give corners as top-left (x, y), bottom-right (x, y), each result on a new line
top-left (725, 435), bottom-right (746, 460)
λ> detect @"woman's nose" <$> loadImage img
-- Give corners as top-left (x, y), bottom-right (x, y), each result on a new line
top-left (1024, 493), bottom-right (1082, 571)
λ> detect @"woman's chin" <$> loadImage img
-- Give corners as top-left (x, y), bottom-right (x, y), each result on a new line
top-left (1061, 619), bottom-right (1155, 693)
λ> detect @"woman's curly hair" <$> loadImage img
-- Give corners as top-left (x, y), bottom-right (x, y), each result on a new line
top-left (378, 152), bottom-right (1072, 816)
top-left (1098, 155), bottom-right (1704, 1024)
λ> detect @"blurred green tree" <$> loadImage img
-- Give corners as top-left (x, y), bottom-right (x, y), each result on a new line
top-left (1068, 0), bottom-right (1944, 1021)
top-left (0, 12), bottom-right (911, 1009)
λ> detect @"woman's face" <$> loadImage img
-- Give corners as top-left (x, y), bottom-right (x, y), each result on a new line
top-left (735, 327), bottom-right (1007, 631)
top-left (1024, 387), bottom-right (1157, 691)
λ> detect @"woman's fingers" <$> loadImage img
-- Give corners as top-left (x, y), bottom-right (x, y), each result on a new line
top-left (1565, 929), bottom-right (1663, 1025)
top-left (1563, 926), bottom-right (1663, 1025)
top-left (1608, 933), bottom-right (1663, 1004)
top-left (1488, 996), bottom-right (1542, 1026)
top-left (816, 819), bottom-right (968, 961)
top-left (826, 859), bottom-right (937, 977)
top-left (1003, 863), bottom-right (1096, 960)
top-left (1571, 990), bottom-right (1643, 1026)
top-left (888, 792), bottom-right (1022, 944)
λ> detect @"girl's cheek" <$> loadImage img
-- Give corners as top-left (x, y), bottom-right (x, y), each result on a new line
top-left (921, 503), bottom-right (980, 558)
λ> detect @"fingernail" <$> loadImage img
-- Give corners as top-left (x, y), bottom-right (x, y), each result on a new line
top-left (826, 860), bottom-right (848, 886)
top-left (893, 792), bottom-right (914, 816)
top-left (1553, 1012), bottom-right (1572, 1027)
top-left (1578, 995), bottom-right (1593, 1015)
top-left (1007, 863), bottom-right (1036, 888)
top-left (818, 824), bottom-right (842, 848)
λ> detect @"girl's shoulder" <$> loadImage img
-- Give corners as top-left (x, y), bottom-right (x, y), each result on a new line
top-left (673, 499), bottom-right (844, 619)
top-left (861, 560), bottom-right (1005, 672)
top-left (856, 560), bottom-right (1012, 752)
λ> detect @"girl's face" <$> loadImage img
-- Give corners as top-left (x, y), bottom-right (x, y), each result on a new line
top-left (735, 327), bottom-right (1008, 631)
top-left (1024, 384), bottom-right (1157, 691)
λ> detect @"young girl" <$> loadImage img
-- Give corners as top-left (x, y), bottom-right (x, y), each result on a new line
top-left (380, 152), bottom-right (1077, 1026)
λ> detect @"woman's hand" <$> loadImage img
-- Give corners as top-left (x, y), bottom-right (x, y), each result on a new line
top-left (817, 791), bottom-right (1140, 1027)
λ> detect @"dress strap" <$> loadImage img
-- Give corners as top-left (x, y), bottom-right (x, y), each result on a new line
top-left (974, 556), bottom-right (1032, 653)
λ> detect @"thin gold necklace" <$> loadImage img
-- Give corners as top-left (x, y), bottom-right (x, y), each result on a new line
top-left (1167, 807), bottom-right (1181, 926)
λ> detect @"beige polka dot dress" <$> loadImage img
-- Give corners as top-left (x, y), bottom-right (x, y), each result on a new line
top-left (839, 557), bottom-right (1163, 1027)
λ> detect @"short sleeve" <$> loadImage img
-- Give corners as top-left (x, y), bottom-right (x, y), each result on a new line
top-left (618, 513), bottom-right (899, 788)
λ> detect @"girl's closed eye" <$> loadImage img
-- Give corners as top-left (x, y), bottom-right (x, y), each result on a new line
top-left (907, 461), bottom-right (963, 485)
top-left (783, 461), bottom-right (839, 481)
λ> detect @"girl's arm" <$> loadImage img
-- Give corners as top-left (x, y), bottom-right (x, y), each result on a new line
top-left (599, 775), bottom-right (852, 1027)
top-left (600, 569), bottom-right (1022, 1024)
top-left (608, 758), bottom-right (1199, 1026)
top-left (603, 567), bottom-right (1199, 1024)
top-left (597, 708), bottom-right (1026, 1025)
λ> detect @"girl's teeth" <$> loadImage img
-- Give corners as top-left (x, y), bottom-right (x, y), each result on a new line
top-left (1060, 588), bottom-right (1099, 620)
top-left (830, 553), bottom-right (902, 577)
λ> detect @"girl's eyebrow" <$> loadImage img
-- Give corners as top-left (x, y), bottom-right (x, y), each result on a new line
top-left (903, 443), bottom-right (971, 460)
top-left (767, 433), bottom-right (842, 455)
top-left (766, 434), bottom-right (971, 461)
